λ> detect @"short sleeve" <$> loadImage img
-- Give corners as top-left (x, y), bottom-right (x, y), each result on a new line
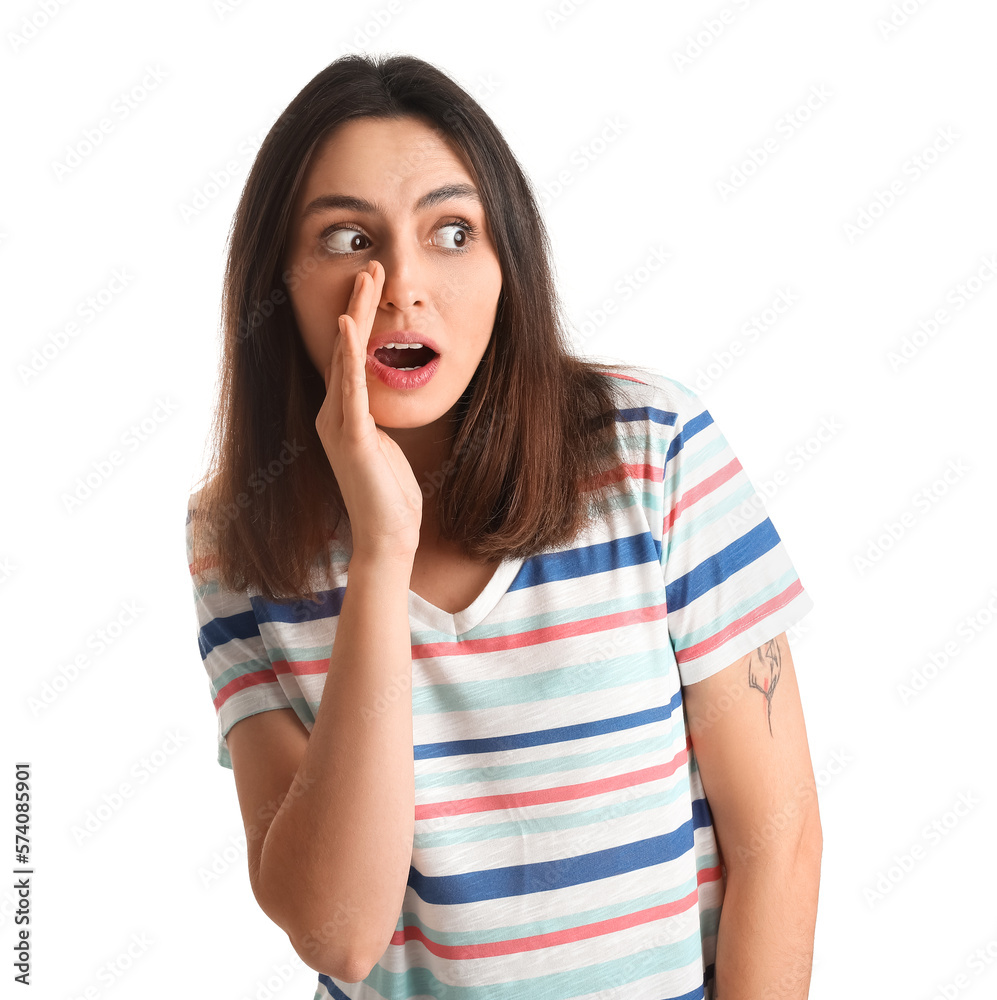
top-left (185, 500), bottom-right (294, 769)
top-left (651, 375), bottom-right (815, 685)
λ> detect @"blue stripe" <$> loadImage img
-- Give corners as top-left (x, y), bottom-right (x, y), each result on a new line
top-left (665, 407), bottom-right (714, 467)
top-left (509, 531), bottom-right (658, 592)
top-left (407, 818), bottom-right (695, 905)
top-left (205, 532), bottom-right (664, 635)
top-left (672, 987), bottom-right (706, 1000)
top-left (666, 517), bottom-right (782, 613)
top-left (197, 609), bottom-right (260, 659)
top-left (616, 403), bottom-right (680, 427)
top-left (250, 588), bottom-right (344, 624)
top-left (414, 689), bottom-right (683, 760)
top-left (692, 795), bottom-right (713, 830)
top-left (319, 973), bottom-right (706, 1000)
top-left (316, 976), bottom-right (349, 999)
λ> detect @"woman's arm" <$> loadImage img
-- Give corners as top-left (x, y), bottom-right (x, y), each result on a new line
top-left (229, 549), bottom-right (417, 983)
top-left (681, 632), bottom-right (822, 999)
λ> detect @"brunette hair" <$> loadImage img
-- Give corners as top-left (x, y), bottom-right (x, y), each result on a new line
top-left (190, 52), bottom-right (644, 601)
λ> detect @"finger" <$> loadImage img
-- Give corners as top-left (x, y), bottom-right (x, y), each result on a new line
top-left (326, 325), bottom-right (346, 432)
top-left (363, 261), bottom-right (385, 346)
top-left (323, 335), bottom-right (337, 393)
top-left (352, 268), bottom-right (373, 351)
top-left (339, 311), bottom-right (371, 439)
top-left (353, 267), bottom-right (381, 385)
top-left (325, 268), bottom-right (365, 410)
top-left (348, 264), bottom-right (381, 356)
top-left (345, 267), bottom-right (366, 328)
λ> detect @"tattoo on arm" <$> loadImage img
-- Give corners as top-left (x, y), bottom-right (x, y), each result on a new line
top-left (746, 637), bottom-right (782, 737)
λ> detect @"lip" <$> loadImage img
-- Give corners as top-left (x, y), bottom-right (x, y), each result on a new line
top-left (367, 351), bottom-right (441, 390)
top-left (367, 330), bottom-right (442, 355)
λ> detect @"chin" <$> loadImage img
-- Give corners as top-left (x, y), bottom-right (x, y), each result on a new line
top-left (369, 399), bottom-right (449, 431)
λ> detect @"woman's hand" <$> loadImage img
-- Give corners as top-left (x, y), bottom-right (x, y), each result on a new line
top-left (315, 260), bottom-right (423, 562)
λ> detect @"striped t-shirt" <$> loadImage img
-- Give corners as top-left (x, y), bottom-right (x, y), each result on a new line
top-left (186, 365), bottom-right (814, 1000)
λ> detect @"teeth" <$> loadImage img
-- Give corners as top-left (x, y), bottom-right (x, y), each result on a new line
top-left (383, 342), bottom-right (423, 350)
top-left (394, 366), bottom-right (420, 371)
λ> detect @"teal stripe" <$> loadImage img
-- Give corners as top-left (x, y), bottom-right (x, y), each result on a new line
top-left (640, 475), bottom-right (754, 534)
top-left (640, 487), bottom-right (663, 520)
top-left (412, 584), bottom-right (673, 650)
top-left (394, 874), bottom-right (699, 945)
top-left (614, 427), bottom-right (661, 452)
top-left (415, 725), bottom-right (685, 791)
top-left (267, 643), bottom-right (332, 663)
top-left (590, 488), bottom-right (640, 517)
top-left (672, 566), bottom-right (801, 653)
top-left (414, 776), bottom-right (691, 850)
top-left (365, 928), bottom-right (704, 998)
top-left (209, 658), bottom-right (275, 699)
top-left (285, 695), bottom-right (315, 727)
top-left (700, 904), bottom-right (721, 938)
top-left (653, 475), bottom-right (760, 598)
top-left (412, 639), bottom-right (677, 716)
top-left (192, 578), bottom-right (221, 601)
top-left (663, 432), bottom-right (730, 496)
top-left (668, 480), bottom-right (758, 549)
top-left (641, 435), bottom-right (734, 521)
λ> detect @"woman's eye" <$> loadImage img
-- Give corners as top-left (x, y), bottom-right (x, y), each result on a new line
top-left (323, 228), bottom-right (371, 254)
top-left (433, 223), bottom-right (471, 250)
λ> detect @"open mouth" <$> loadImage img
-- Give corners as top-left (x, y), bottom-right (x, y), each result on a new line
top-left (372, 345), bottom-right (439, 371)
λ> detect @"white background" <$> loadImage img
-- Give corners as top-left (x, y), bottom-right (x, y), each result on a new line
top-left (4, 1), bottom-right (996, 998)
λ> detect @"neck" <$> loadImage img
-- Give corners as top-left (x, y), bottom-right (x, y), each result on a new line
top-left (378, 411), bottom-right (455, 506)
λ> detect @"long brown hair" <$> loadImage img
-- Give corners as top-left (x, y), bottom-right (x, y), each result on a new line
top-left (190, 53), bottom-right (645, 602)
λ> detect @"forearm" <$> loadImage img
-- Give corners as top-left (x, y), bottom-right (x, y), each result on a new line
top-left (712, 828), bottom-right (822, 999)
top-left (256, 552), bottom-right (417, 980)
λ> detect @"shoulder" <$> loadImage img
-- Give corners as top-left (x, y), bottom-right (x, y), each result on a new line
top-left (186, 480), bottom-right (217, 526)
top-left (592, 360), bottom-right (703, 431)
top-left (185, 484), bottom-right (227, 592)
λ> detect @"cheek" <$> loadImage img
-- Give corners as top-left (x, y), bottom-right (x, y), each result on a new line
top-left (441, 260), bottom-right (503, 330)
top-left (290, 276), bottom-right (353, 365)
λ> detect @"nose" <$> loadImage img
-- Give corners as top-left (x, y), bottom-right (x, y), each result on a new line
top-left (375, 238), bottom-right (427, 312)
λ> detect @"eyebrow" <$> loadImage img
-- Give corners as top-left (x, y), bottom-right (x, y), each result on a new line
top-left (300, 182), bottom-right (481, 221)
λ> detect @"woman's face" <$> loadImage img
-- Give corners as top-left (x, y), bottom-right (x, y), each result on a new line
top-left (284, 115), bottom-right (503, 429)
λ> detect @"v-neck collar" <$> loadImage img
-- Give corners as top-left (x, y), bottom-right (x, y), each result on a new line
top-left (407, 553), bottom-right (526, 636)
top-left (331, 515), bottom-right (526, 637)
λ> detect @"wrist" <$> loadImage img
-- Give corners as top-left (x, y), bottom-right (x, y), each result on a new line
top-left (348, 548), bottom-right (417, 579)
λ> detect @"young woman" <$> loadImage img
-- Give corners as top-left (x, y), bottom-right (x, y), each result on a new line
top-left (186, 54), bottom-right (822, 1000)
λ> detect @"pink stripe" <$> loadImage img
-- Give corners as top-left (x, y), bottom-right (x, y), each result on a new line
top-left (416, 746), bottom-right (688, 820)
top-left (411, 602), bottom-right (666, 660)
top-left (270, 604), bottom-right (667, 681)
top-left (663, 457), bottom-right (741, 534)
top-left (269, 657), bottom-right (328, 676)
top-left (697, 864), bottom-right (722, 885)
top-left (598, 371), bottom-right (650, 385)
top-left (189, 555), bottom-right (217, 577)
top-left (584, 462), bottom-right (636, 492)
top-left (675, 578), bottom-right (804, 665)
top-left (213, 670), bottom-right (280, 711)
top-left (624, 461), bottom-right (662, 484)
top-left (389, 888), bottom-right (699, 958)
